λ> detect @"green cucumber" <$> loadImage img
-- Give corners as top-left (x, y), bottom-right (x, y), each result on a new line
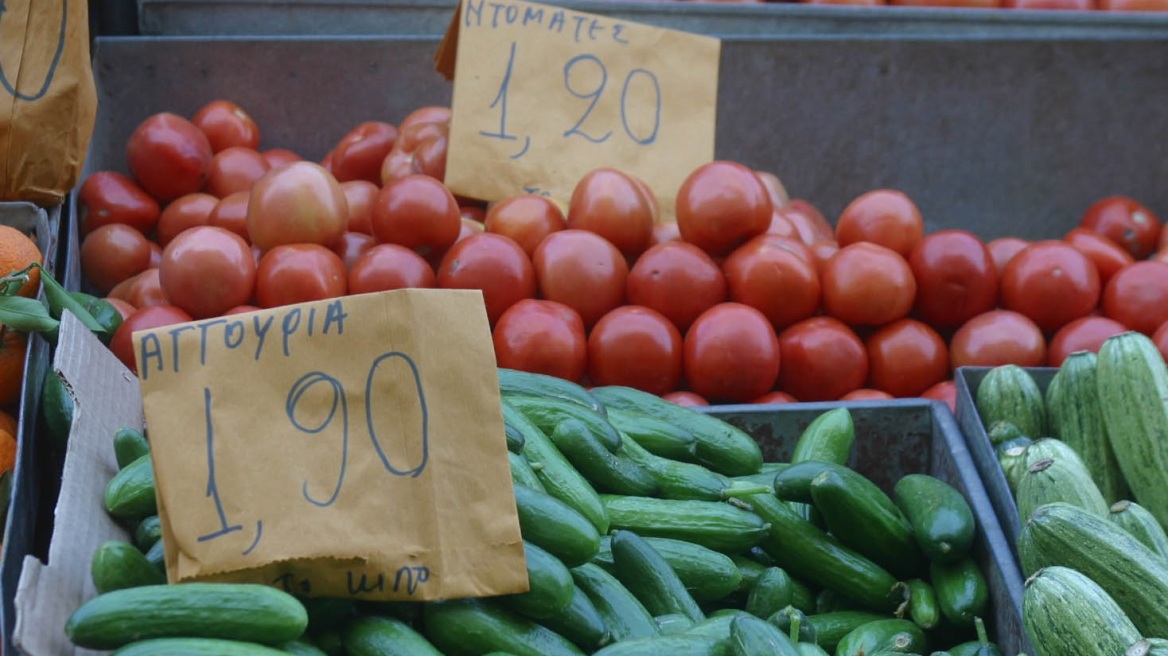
top-left (893, 473), bottom-right (976, 565)
top-left (618, 433), bottom-right (769, 502)
top-left (41, 369), bottom-right (74, 450)
top-left (65, 583), bottom-right (308, 650)
top-left (730, 614), bottom-right (800, 656)
top-left (422, 598), bottom-right (584, 656)
top-left (111, 639), bottom-right (289, 655)
top-left (134, 515), bottom-right (162, 552)
top-left (90, 540), bottom-right (166, 594)
top-left (593, 535), bottom-right (743, 601)
top-left (513, 484), bottom-right (601, 568)
top-left (795, 644), bottom-right (830, 656)
top-left (834, 619), bottom-right (926, 656)
top-left (571, 563), bottom-right (660, 641)
top-left (312, 629), bottom-right (344, 656)
top-left (143, 538), bottom-right (165, 573)
top-left (503, 541), bottom-right (574, 620)
top-left (606, 407), bottom-right (699, 463)
top-left (656, 613), bottom-right (696, 635)
top-left (944, 617), bottom-right (1003, 656)
top-left (498, 368), bottom-right (606, 416)
top-left (772, 460), bottom-right (847, 504)
top-left (342, 615), bottom-right (442, 655)
top-left (1015, 453), bottom-right (1109, 525)
top-left (509, 452), bottom-right (546, 492)
top-left (802, 611), bottom-right (889, 652)
top-left (537, 584), bottom-right (612, 652)
top-left (592, 634), bottom-right (726, 656)
top-left (506, 395), bottom-right (622, 452)
top-left (602, 495), bottom-right (770, 554)
top-left (279, 639), bottom-right (329, 656)
top-left (929, 556), bottom-right (989, 629)
top-left (766, 606), bottom-right (816, 643)
top-left (610, 530), bottom-right (706, 623)
top-left (104, 453), bottom-right (157, 521)
top-left (504, 422), bottom-right (526, 454)
top-left (1023, 565), bottom-right (1142, 656)
top-left (975, 364), bottom-right (1046, 438)
top-left (301, 597), bottom-right (355, 631)
top-left (113, 427), bottom-right (150, 470)
top-left (905, 578), bottom-right (940, 631)
top-left (986, 420), bottom-right (1025, 447)
top-left (550, 418), bottom-right (657, 496)
top-left (745, 567), bottom-right (795, 619)
top-left (731, 556), bottom-right (768, 594)
top-left (1109, 499), bottom-right (1168, 559)
top-left (791, 407), bottom-right (855, 465)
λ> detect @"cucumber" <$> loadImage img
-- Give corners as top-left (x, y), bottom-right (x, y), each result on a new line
top-left (593, 535), bottom-right (743, 601)
top-left (1045, 350), bottom-right (1129, 504)
top-left (1109, 499), bottom-right (1168, 559)
top-left (592, 634), bottom-right (725, 656)
top-left (682, 611), bottom-right (743, 642)
top-left (834, 619), bottom-right (926, 656)
top-left (144, 538), bottom-right (165, 573)
top-left (300, 597), bottom-right (354, 630)
top-left (729, 614), bottom-right (801, 656)
top-left (802, 611), bottom-right (890, 652)
top-left (91, 540), bottom-right (166, 594)
top-left (134, 515), bottom-right (162, 552)
top-left (498, 368), bottom-right (606, 416)
top-left (104, 453), bottom-right (157, 521)
top-left (113, 427), bottom-right (150, 470)
top-left (422, 598), bottom-right (584, 656)
top-left (929, 556), bottom-right (988, 629)
top-left (343, 615), bottom-right (442, 655)
top-left (944, 617), bottom-right (1004, 656)
top-left (111, 638), bottom-right (289, 655)
top-left (550, 418), bottom-right (657, 496)
top-left (512, 477), bottom-right (601, 567)
top-left (766, 606), bottom-right (816, 643)
top-left (505, 398), bottom-right (609, 534)
top-left (996, 444), bottom-right (1031, 495)
top-left (602, 495), bottom-right (770, 554)
top-left (536, 583), bottom-right (612, 651)
top-left (1129, 639), bottom-right (1168, 656)
top-left (795, 644), bottom-right (830, 656)
top-left (313, 629), bottom-right (344, 656)
top-left (503, 541), bottom-right (574, 620)
top-left (745, 567), bottom-right (795, 620)
top-left (731, 556), bottom-right (768, 594)
top-left (791, 407), bottom-right (855, 465)
top-left (893, 474), bottom-right (976, 565)
top-left (994, 435), bottom-right (1033, 458)
top-left (591, 385), bottom-right (763, 477)
top-left (41, 369), bottom-right (74, 449)
top-left (571, 563), bottom-right (660, 641)
top-left (509, 451), bottom-right (546, 492)
top-left (618, 433), bottom-right (769, 502)
top-left (280, 639), bottom-right (329, 656)
top-left (905, 578), bottom-right (940, 631)
top-left (1023, 565), bottom-right (1142, 656)
top-left (606, 407), bottom-right (699, 463)
top-left (656, 613), bottom-right (696, 635)
top-left (504, 422), bottom-right (526, 454)
top-left (1015, 454), bottom-right (1110, 525)
top-left (987, 419), bottom-right (1026, 447)
top-left (1018, 501), bottom-right (1168, 637)
top-left (65, 583), bottom-right (308, 650)
top-left (610, 530), bottom-right (706, 623)
top-left (507, 395), bottom-right (622, 453)
top-left (974, 364), bottom-right (1047, 438)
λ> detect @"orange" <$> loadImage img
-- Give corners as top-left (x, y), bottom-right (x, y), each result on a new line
top-left (0, 225), bottom-right (43, 298)
top-left (0, 427), bottom-right (15, 473)
top-left (0, 408), bottom-right (17, 436)
top-left (0, 328), bottom-right (27, 408)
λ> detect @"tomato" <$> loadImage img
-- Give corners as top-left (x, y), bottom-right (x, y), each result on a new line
top-left (1005, 0), bottom-right (1093, 8)
top-left (835, 189), bottom-right (925, 258)
top-left (1047, 316), bottom-right (1128, 366)
top-left (342, 180), bottom-right (379, 235)
top-left (247, 162), bottom-right (348, 250)
top-left (370, 174), bottom-right (461, 258)
top-left (191, 100), bottom-right (260, 153)
top-left (484, 195), bottom-right (568, 258)
top-left (159, 226), bottom-right (256, 319)
top-left (156, 193), bottom-right (217, 246)
top-left (765, 212), bottom-right (798, 240)
top-left (332, 231), bottom-right (377, 272)
top-left (380, 121), bottom-right (451, 183)
top-left (148, 242), bottom-right (163, 269)
top-left (949, 309), bottom-right (1046, 368)
top-left (567, 168), bottom-right (656, 259)
top-left (755, 171), bottom-right (790, 209)
top-left (864, 318), bottom-right (949, 398)
top-left (254, 244), bottom-right (347, 308)
top-left (1101, 261), bottom-right (1168, 335)
top-left (722, 233), bottom-right (821, 330)
top-left (103, 297), bottom-right (137, 320)
top-left (400, 106), bottom-right (452, 133)
top-left (1100, 0), bottom-right (1168, 10)
top-left (203, 146), bottom-right (270, 199)
top-left (125, 268), bottom-right (169, 309)
top-left (676, 161), bottom-right (772, 256)
top-left (208, 190), bottom-right (251, 242)
top-left (329, 121), bottom-right (398, 185)
top-left (1080, 195), bottom-right (1162, 259)
top-left (684, 303), bottom-right (780, 403)
top-left (776, 316), bottom-right (868, 402)
top-left (921, 380), bottom-right (958, 414)
top-left (261, 148), bottom-right (301, 168)
top-left (841, 388), bottom-right (895, 401)
top-left (822, 242), bottom-right (916, 327)
top-left (349, 243), bottom-right (437, 294)
top-left (752, 390), bottom-right (798, 404)
top-left (987, 237), bottom-right (1030, 275)
top-left (461, 205), bottom-right (486, 223)
top-left (78, 171), bottom-right (161, 236)
top-left (1064, 227), bottom-right (1134, 286)
top-left (109, 305), bottom-right (194, 373)
top-left (908, 229), bottom-right (998, 330)
top-left (626, 241), bottom-right (726, 333)
top-left (651, 221), bottom-right (682, 246)
top-left (785, 200), bottom-right (836, 245)
top-left (533, 230), bottom-right (628, 329)
top-left (127, 112), bottom-right (214, 202)
top-left (587, 306), bottom-right (683, 395)
top-left (81, 224), bottom-right (153, 293)
top-left (437, 233), bottom-right (536, 325)
top-left (892, 0), bottom-right (1000, 6)
top-left (1154, 321), bottom-right (1168, 362)
top-left (809, 241), bottom-right (839, 273)
top-left (1000, 240), bottom-right (1100, 333)
top-left (223, 305), bottom-right (261, 316)
top-left (493, 299), bottom-right (587, 382)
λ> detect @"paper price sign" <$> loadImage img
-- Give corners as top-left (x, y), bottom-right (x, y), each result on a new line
top-left (135, 289), bottom-right (527, 601)
top-left (436, 0), bottom-right (720, 219)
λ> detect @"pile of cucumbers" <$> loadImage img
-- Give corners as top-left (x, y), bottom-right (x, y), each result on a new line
top-left (67, 368), bottom-right (1006, 655)
top-left (975, 331), bottom-right (1168, 656)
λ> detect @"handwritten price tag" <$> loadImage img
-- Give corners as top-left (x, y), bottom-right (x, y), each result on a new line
top-left (135, 289), bottom-right (527, 601)
top-left (436, 0), bottom-right (720, 219)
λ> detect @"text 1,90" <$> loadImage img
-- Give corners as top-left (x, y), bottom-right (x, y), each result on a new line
top-left (480, 41), bottom-right (662, 159)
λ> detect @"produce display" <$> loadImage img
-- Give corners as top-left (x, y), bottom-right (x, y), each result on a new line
top-left (66, 373), bottom-right (1009, 655)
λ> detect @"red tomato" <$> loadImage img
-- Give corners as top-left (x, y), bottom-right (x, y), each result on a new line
top-left (156, 192), bottom-right (218, 246)
top-left (533, 230), bottom-right (628, 329)
top-left (127, 112), bottom-right (214, 202)
top-left (755, 171), bottom-right (790, 209)
top-left (148, 242), bottom-right (163, 269)
top-left (835, 189), bottom-right (925, 258)
top-left (626, 241), bottom-right (726, 333)
top-left (822, 242), bottom-right (917, 327)
top-left (765, 211), bottom-right (799, 240)
top-left (370, 174), bottom-right (461, 259)
top-left (247, 162), bottom-right (348, 250)
top-left (1081, 196), bottom-right (1162, 259)
top-left (380, 122), bottom-right (450, 184)
top-left (1100, 0), bottom-right (1168, 12)
top-left (1047, 316), bottom-right (1128, 366)
top-left (261, 149), bottom-right (301, 168)
top-left (864, 318), bottom-right (950, 398)
top-left (651, 221), bottom-right (682, 246)
top-left (1005, 0), bottom-right (1093, 7)
top-left (493, 299), bottom-right (587, 382)
top-left (663, 390), bottom-right (709, 407)
top-left (909, 229), bottom-right (998, 330)
top-left (208, 191), bottom-right (251, 242)
top-left (921, 380), bottom-right (958, 414)
top-left (950, 310), bottom-right (1046, 368)
top-left (676, 161), bottom-right (773, 256)
top-left (81, 224), bottom-right (153, 293)
top-left (461, 205), bottom-right (487, 223)
top-left (204, 147), bottom-right (270, 199)
top-left (103, 297), bottom-right (137, 320)
top-left (329, 121), bottom-right (399, 185)
top-left (126, 268), bottom-right (169, 309)
top-left (784, 200), bottom-right (836, 245)
top-left (400, 106), bottom-right (452, 133)
top-left (438, 233), bottom-right (536, 325)
top-left (254, 244), bottom-right (347, 308)
top-left (191, 100), bottom-right (260, 153)
top-left (722, 234), bottom-right (821, 330)
top-left (684, 303), bottom-right (780, 403)
top-left (342, 180), bottom-right (379, 236)
top-left (1154, 321), bottom-right (1168, 361)
top-left (1000, 240), bottom-right (1100, 333)
top-left (841, 389), bottom-right (894, 401)
top-left (78, 171), bottom-right (160, 236)
top-left (109, 305), bottom-right (194, 373)
top-left (567, 168), bottom-right (656, 259)
top-left (776, 316), bottom-right (868, 402)
top-left (224, 305), bottom-right (262, 316)
top-left (809, 241), bottom-right (839, 273)
top-left (892, 0), bottom-right (1000, 6)
top-left (1064, 227), bottom-right (1134, 286)
top-left (1101, 261), bottom-right (1168, 335)
top-left (332, 232), bottom-right (376, 272)
top-left (349, 243), bottom-right (437, 294)
top-left (587, 306), bottom-right (683, 395)
top-left (159, 226), bottom-right (256, 319)
top-left (484, 195), bottom-right (568, 258)
top-left (752, 390), bottom-right (798, 404)
top-left (987, 237), bottom-right (1030, 275)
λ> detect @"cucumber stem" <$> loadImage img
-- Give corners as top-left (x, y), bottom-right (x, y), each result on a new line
top-left (974, 616), bottom-right (990, 644)
top-left (789, 614), bottom-right (801, 643)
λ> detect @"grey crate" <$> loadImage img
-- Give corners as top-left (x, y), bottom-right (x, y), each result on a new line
top-left (701, 399), bottom-right (1031, 656)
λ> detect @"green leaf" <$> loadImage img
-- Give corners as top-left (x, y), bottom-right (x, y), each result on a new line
top-left (0, 295), bottom-right (59, 334)
top-left (71, 292), bottom-right (123, 344)
top-left (36, 265), bottom-right (103, 333)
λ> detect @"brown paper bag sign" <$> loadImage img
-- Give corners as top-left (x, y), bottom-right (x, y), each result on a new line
top-left (135, 289), bottom-right (528, 601)
top-left (436, 0), bottom-right (720, 221)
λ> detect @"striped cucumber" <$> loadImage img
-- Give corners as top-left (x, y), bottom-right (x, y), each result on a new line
top-left (1128, 639), bottom-right (1168, 656)
top-left (975, 365), bottom-right (1046, 439)
top-left (1109, 500), bottom-right (1168, 559)
top-left (1015, 453), bottom-right (1109, 525)
top-left (1022, 565), bottom-right (1142, 656)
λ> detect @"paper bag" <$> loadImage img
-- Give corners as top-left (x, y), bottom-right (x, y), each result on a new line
top-left (136, 289), bottom-right (528, 601)
top-left (0, 0), bottom-right (98, 205)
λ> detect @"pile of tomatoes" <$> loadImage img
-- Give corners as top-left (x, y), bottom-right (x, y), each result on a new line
top-left (76, 99), bottom-right (1168, 410)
